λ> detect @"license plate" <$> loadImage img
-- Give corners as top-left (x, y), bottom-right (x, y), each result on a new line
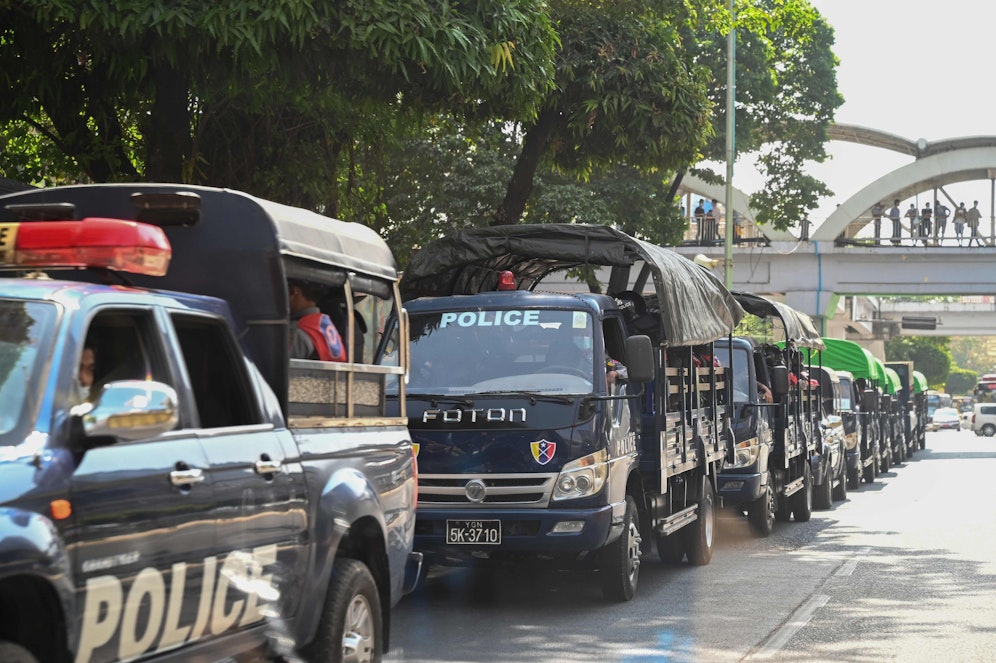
top-left (446, 519), bottom-right (501, 545)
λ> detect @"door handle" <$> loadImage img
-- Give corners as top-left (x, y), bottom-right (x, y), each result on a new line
top-left (170, 468), bottom-right (205, 486)
top-left (254, 458), bottom-right (283, 476)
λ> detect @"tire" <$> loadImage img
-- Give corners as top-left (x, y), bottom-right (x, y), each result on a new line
top-left (813, 461), bottom-right (832, 511)
top-left (655, 531), bottom-right (685, 564)
top-left (747, 473), bottom-right (776, 537)
top-left (880, 443), bottom-right (891, 472)
top-left (685, 476), bottom-right (716, 566)
top-left (832, 463), bottom-right (847, 502)
top-left (847, 463), bottom-right (860, 490)
top-left (791, 462), bottom-right (813, 523)
top-left (0, 643), bottom-right (39, 663)
top-left (983, 424), bottom-right (996, 437)
top-left (601, 496), bottom-right (641, 601)
top-left (300, 558), bottom-right (383, 663)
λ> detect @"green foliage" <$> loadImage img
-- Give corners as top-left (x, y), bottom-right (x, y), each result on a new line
top-left (945, 367), bottom-right (977, 396)
top-left (691, 0), bottom-right (842, 231)
top-left (949, 336), bottom-right (994, 375)
top-left (885, 336), bottom-right (952, 388)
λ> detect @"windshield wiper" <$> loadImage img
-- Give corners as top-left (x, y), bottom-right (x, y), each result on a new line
top-left (470, 390), bottom-right (577, 405)
top-left (406, 394), bottom-right (476, 408)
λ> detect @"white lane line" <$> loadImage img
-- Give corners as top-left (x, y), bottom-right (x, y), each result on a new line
top-left (835, 546), bottom-right (872, 576)
top-left (747, 594), bottom-right (831, 660)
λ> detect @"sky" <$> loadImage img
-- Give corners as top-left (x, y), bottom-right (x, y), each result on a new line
top-left (735, 0), bottom-right (996, 228)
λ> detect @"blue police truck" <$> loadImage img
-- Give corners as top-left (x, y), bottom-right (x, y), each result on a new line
top-left (0, 184), bottom-right (419, 663)
top-left (390, 224), bottom-right (743, 601)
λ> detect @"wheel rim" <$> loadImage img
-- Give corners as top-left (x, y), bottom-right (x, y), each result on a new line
top-left (342, 593), bottom-right (376, 663)
top-left (625, 518), bottom-right (642, 583)
top-left (764, 479), bottom-right (776, 530)
top-left (703, 490), bottom-right (714, 548)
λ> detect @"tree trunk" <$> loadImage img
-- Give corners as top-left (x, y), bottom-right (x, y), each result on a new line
top-left (145, 65), bottom-right (191, 182)
top-left (492, 108), bottom-right (558, 226)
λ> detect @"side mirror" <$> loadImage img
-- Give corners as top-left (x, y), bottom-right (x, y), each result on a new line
top-left (625, 335), bottom-right (654, 383)
top-left (770, 365), bottom-right (789, 398)
top-left (860, 389), bottom-right (878, 412)
top-left (72, 380), bottom-right (179, 443)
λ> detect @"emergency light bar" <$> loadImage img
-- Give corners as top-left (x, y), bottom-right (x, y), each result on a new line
top-left (0, 218), bottom-right (172, 276)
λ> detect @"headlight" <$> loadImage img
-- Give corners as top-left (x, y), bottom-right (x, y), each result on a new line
top-left (729, 439), bottom-right (759, 468)
top-left (552, 449), bottom-right (608, 501)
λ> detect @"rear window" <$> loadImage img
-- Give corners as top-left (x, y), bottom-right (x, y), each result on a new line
top-left (981, 406), bottom-right (996, 416)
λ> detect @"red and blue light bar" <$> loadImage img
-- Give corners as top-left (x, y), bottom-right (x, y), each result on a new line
top-left (0, 217), bottom-right (171, 276)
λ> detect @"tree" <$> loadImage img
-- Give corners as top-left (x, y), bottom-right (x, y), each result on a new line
top-left (950, 336), bottom-right (993, 376)
top-left (690, 0), bottom-right (843, 232)
top-left (945, 367), bottom-right (977, 396)
top-left (885, 336), bottom-right (951, 388)
top-left (492, 0), bottom-right (718, 225)
top-left (0, 0), bottom-right (559, 211)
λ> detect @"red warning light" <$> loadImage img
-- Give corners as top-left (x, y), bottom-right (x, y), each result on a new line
top-left (497, 270), bottom-right (516, 291)
top-left (0, 218), bottom-right (172, 276)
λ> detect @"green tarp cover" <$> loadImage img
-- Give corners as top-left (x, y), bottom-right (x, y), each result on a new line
top-left (810, 338), bottom-right (878, 380)
top-left (913, 370), bottom-right (929, 393)
top-left (869, 352), bottom-right (888, 388)
top-left (884, 366), bottom-right (902, 395)
top-left (402, 224), bottom-right (745, 347)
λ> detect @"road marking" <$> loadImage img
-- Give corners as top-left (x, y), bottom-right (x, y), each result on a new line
top-left (835, 546), bottom-right (872, 576)
top-left (747, 594), bottom-right (830, 660)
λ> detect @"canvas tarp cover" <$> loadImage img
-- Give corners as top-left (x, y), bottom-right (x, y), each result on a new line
top-left (913, 371), bottom-right (929, 393)
top-left (734, 292), bottom-right (825, 350)
top-left (402, 224), bottom-right (744, 347)
top-left (813, 338), bottom-right (878, 379)
top-left (869, 352), bottom-right (889, 388)
top-left (884, 366), bottom-right (902, 395)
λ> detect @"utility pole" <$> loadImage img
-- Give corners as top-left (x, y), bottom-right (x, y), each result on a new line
top-left (724, 0), bottom-right (736, 288)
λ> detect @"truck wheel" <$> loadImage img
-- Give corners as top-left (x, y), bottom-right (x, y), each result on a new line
top-left (832, 464), bottom-right (847, 502)
top-left (791, 463), bottom-right (812, 523)
top-left (685, 476), bottom-right (715, 566)
top-left (919, 433), bottom-right (926, 450)
top-left (0, 643), bottom-right (39, 663)
top-left (847, 463), bottom-right (860, 491)
top-left (747, 473), bottom-right (775, 537)
top-left (655, 531), bottom-right (685, 564)
top-left (983, 424), bottom-right (996, 437)
top-left (600, 496), bottom-right (641, 601)
top-left (881, 445), bottom-right (891, 473)
top-left (813, 464), bottom-right (832, 511)
top-left (300, 558), bottom-right (383, 663)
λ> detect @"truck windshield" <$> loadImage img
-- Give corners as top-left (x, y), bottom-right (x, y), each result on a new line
top-left (0, 300), bottom-right (58, 443)
top-left (406, 308), bottom-right (595, 396)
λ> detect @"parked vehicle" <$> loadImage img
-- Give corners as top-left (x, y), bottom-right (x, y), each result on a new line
top-left (391, 224), bottom-right (743, 601)
top-left (886, 361), bottom-right (919, 459)
top-left (912, 371), bottom-right (929, 449)
top-left (0, 184), bottom-right (420, 663)
top-left (930, 407), bottom-right (961, 431)
top-left (971, 403), bottom-right (996, 436)
top-left (811, 339), bottom-right (882, 484)
top-left (811, 366), bottom-right (848, 510)
top-left (834, 370), bottom-right (864, 489)
top-left (715, 292), bottom-right (824, 536)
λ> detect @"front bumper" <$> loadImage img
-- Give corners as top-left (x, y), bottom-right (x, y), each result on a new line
top-left (414, 503), bottom-right (617, 561)
top-left (716, 471), bottom-right (763, 504)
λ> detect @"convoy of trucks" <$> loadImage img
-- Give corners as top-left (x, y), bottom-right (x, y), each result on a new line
top-left (0, 185), bottom-right (942, 658)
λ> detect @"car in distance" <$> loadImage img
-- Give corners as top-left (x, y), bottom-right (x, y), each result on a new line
top-left (971, 403), bottom-right (996, 437)
top-left (930, 406), bottom-right (961, 431)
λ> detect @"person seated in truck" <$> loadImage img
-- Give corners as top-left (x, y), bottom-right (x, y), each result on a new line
top-left (74, 345), bottom-right (97, 403)
top-left (288, 279), bottom-right (347, 362)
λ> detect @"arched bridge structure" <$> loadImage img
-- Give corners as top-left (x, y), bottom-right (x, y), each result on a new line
top-left (672, 124), bottom-right (996, 333)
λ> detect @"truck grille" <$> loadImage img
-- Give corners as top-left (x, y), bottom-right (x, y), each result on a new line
top-left (418, 473), bottom-right (557, 507)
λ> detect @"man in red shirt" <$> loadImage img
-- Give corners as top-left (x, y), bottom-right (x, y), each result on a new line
top-left (288, 280), bottom-right (347, 361)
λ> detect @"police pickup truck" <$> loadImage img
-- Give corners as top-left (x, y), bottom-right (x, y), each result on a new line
top-left (0, 184), bottom-right (419, 663)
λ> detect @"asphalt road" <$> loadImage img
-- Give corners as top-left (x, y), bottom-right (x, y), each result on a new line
top-left (385, 428), bottom-right (996, 663)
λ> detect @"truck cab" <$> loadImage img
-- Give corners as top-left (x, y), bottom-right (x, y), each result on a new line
top-left (0, 184), bottom-right (418, 663)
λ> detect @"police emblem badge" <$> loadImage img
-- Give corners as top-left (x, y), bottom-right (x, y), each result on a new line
top-left (530, 439), bottom-right (556, 465)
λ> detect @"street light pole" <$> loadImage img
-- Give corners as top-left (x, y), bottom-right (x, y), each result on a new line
top-left (724, 0), bottom-right (736, 289)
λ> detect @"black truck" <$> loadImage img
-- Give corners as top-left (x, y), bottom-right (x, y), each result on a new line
top-left (391, 224), bottom-right (743, 601)
top-left (715, 293), bottom-right (827, 535)
top-left (0, 184), bottom-right (419, 663)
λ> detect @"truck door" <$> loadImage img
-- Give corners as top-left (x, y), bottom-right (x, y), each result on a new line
top-left (68, 308), bottom-right (218, 663)
top-left (167, 312), bottom-right (308, 633)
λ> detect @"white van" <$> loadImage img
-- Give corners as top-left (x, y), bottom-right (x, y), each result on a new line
top-left (971, 403), bottom-right (996, 436)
